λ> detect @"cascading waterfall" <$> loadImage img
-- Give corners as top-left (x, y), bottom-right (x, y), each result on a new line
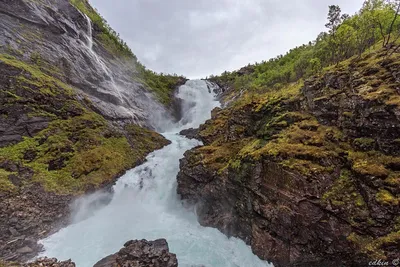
top-left (39, 80), bottom-right (271, 267)
top-left (84, 14), bottom-right (93, 50)
top-left (83, 15), bottom-right (125, 105)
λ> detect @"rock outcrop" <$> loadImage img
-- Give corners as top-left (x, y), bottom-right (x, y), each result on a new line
top-left (0, 0), bottom-right (177, 262)
top-left (0, 258), bottom-right (75, 267)
top-left (93, 239), bottom-right (178, 267)
top-left (0, 0), bottom-right (170, 126)
top-left (177, 48), bottom-right (400, 267)
top-left (1, 239), bottom-right (177, 267)
top-left (179, 128), bottom-right (200, 140)
top-left (24, 258), bottom-right (75, 267)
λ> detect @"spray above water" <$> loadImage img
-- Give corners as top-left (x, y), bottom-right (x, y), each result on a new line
top-left (39, 80), bottom-right (271, 267)
top-left (175, 80), bottom-right (220, 130)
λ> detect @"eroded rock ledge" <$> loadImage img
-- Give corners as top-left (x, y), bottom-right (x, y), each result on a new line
top-left (93, 239), bottom-right (178, 267)
top-left (1, 239), bottom-right (178, 267)
top-left (0, 0), bottom-right (172, 262)
top-left (177, 48), bottom-right (400, 267)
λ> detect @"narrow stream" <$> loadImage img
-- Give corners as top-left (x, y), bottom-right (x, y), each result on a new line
top-left (39, 80), bottom-right (271, 267)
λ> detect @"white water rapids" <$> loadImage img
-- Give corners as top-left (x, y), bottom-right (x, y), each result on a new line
top-left (39, 80), bottom-right (271, 267)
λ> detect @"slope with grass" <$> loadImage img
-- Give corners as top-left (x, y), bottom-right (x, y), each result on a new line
top-left (0, 0), bottom-right (178, 262)
top-left (178, 46), bottom-right (400, 267)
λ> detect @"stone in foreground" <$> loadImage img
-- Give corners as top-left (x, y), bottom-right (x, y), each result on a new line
top-left (93, 239), bottom-right (178, 267)
top-left (24, 257), bottom-right (75, 267)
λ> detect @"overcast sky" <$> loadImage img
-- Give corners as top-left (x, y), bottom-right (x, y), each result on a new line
top-left (90, 0), bottom-right (364, 79)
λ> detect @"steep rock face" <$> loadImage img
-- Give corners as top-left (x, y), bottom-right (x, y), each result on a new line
top-left (177, 49), bottom-right (400, 267)
top-left (24, 258), bottom-right (75, 267)
top-left (1, 240), bottom-right (177, 267)
top-left (93, 239), bottom-right (178, 267)
top-left (0, 0), bottom-right (175, 262)
top-left (0, 57), bottom-right (170, 262)
top-left (0, 0), bottom-right (169, 126)
top-left (1, 257), bottom-right (75, 267)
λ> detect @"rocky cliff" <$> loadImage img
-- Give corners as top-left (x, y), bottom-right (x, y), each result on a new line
top-left (0, 0), bottom-right (180, 262)
top-left (0, 239), bottom-right (177, 267)
top-left (93, 239), bottom-right (178, 267)
top-left (177, 48), bottom-right (400, 266)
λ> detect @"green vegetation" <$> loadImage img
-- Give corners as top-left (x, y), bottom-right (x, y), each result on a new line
top-left (353, 137), bottom-right (375, 150)
top-left (210, 0), bottom-right (400, 95)
top-left (0, 112), bottom-right (166, 194)
top-left (376, 189), bottom-right (399, 205)
top-left (134, 68), bottom-right (185, 105)
top-left (0, 169), bottom-right (16, 192)
top-left (322, 170), bottom-right (366, 208)
top-left (69, 0), bottom-right (186, 105)
top-left (0, 112), bottom-right (129, 194)
top-left (0, 261), bottom-right (18, 267)
top-left (124, 124), bottom-right (170, 155)
top-left (0, 54), bottom-right (71, 96)
top-left (69, 0), bottom-right (134, 58)
top-left (348, 231), bottom-right (400, 259)
top-left (0, 55), bottom-right (168, 194)
top-left (189, 4), bottom-right (400, 261)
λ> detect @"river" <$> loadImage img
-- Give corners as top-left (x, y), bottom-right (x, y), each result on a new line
top-left (39, 80), bottom-right (271, 267)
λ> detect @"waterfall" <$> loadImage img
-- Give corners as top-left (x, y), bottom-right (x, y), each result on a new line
top-left (39, 80), bottom-right (271, 267)
top-left (84, 14), bottom-right (93, 50)
top-left (83, 14), bottom-right (125, 106)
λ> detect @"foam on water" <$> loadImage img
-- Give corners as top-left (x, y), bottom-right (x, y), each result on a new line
top-left (39, 80), bottom-right (272, 267)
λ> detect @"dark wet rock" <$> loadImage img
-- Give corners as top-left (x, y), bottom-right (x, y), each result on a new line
top-left (47, 157), bottom-right (68, 171)
top-left (0, 184), bottom-right (72, 262)
top-left (16, 247), bottom-right (33, 254)
top-left (0, 0), bottom-right (174, 263)
top-left (178, 51), bottom-right (400, 267)
top-left (24, 257), bottom-right (75, 267)
top-left (93, 239), bottom-right (178, 267)
top-left (0, 0), bottom-right (173, 131)
top-left (179, 128), bottom-right (199, 140)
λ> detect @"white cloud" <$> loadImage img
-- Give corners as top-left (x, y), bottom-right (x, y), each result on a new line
top-left (90, 0), bottom-right (365, 78)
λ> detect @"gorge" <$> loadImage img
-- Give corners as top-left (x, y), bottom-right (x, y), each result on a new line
top-left (39, 80), bottom-right (269, 267)
top-left (1, 0), bottom-right (400, 267)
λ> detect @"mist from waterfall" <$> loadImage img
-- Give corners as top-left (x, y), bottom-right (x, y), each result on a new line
top-left (39, 80), bottom-right (271, 267)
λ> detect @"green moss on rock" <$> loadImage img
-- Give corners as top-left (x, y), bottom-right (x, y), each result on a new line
top-left (134, 70), bottom-right (186, 105)
top-left (322, 170), bottom-right (366, 208)
top-left (376, 189), bottom-right (399, 206)
top-left (0, 111), bottom-right (168, 194)
top-left (0, 54), bottom-right (169, 195)
top-left (0, 169), bottom-right (16, 192)
top-left (69, 0), bottom-right (133, 58)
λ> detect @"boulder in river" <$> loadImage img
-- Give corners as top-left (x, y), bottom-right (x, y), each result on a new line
top-left (179, 128), bottom-right (200, 140)
top-left (24, 257), bottom-right (75, 267)
top-left (93, 239), bottom-right (178, 267)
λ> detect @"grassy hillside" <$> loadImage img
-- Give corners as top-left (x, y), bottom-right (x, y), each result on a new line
top-left (178, 1), bottom-right (400, 265)
top-left (210, 0), bottom-right (400, 101)
top-left (0, 54), bottom-right (170, 195)
top-left (180, 44), bottom-right (400, 265)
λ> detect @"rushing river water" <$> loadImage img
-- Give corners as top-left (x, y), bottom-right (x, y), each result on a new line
top-left (39, 80), bottom-right (271, 267)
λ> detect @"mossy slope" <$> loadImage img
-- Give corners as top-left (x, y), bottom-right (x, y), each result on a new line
top-left (0, 54), bottom-right (169, 195)
top-left (178, 47), bottom-right (400, 266)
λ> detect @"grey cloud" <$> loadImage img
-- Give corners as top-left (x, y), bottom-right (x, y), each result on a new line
top-left (90, 0), bottom-right (365, 78)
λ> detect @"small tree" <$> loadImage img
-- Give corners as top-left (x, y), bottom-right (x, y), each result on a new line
top-left (309, 58), bottom-right (322, 74)
top-left (326, 5), bottom-right (343, 35)
top-left (385, 0), bottom-right (400, 46)
top-left (361, 0), bottom-right (400, 47)
top-left (325, 5), bottom-right (348, 64)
